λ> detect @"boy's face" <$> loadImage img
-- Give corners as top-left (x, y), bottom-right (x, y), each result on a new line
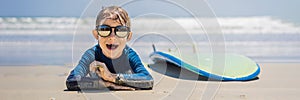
top-left (93, 19), bottom-right (132, 59)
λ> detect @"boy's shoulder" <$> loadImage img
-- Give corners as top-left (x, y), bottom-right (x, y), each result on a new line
top-left (84, 45), bottom-right (97, 52)
top-left (82, 44), bottom-right (98, 55)
top-left (124, 45), bottom-right (134, 53)
top-left (124, 45), bottom-right (141, 57)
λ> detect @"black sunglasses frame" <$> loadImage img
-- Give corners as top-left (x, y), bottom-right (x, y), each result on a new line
top-left (96, 25), bottom-right (131, 38)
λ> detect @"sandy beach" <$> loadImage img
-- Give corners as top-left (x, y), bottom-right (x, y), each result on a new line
top-left (0, 63), bottom-right (299, 100)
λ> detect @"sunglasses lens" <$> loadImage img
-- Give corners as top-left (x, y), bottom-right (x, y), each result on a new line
top-left (115, 26), bottom-right (129, 38)
top-left (116, 31), bottom-right (128, 38)
top-left (116, 26), bottom-right (128, 31)
top-left (99, 25), bottom-right (110, 31)
top-left (97, 25), bottom-right (110, 37)
top-left (98, 31), bottom-right (110, 37)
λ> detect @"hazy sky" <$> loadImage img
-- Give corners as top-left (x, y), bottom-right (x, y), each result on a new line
top-left (0, 0), bottom-right (299, 23)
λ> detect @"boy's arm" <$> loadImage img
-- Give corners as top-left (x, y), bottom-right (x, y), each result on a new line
top-left (96, 62), bottom-right (153, 89)
top-left (66, 48), bottom-right (135, 91)
top-left (66, 48), bottom-right (95, 82)
top-left (116, 48), bottom-right (154, 89)
top-left (95, 48), bottom-right (153, 89)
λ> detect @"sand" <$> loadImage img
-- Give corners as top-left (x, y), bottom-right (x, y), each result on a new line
top-left (0, 63), bottom-right (299, 100)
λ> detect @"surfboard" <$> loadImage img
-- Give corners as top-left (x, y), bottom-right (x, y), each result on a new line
top-left (149, 51), bottom-right (260, 81)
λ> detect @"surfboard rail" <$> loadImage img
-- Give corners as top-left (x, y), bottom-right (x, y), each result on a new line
top-left (150, 51), bottom-right (260, 81)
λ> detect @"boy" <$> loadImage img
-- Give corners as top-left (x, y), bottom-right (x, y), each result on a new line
top-left (66, 6), bottom-right (153, 90)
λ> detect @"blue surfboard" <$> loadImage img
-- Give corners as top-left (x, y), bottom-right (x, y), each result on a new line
top-left (149, 49), bottom-right (260, 81)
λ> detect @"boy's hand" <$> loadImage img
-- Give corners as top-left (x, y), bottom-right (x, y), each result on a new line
top-left (92, 61), bottom-right (116, 83)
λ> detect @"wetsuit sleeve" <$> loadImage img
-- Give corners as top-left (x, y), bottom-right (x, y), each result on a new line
top-left (117, 49), bottom-right (154, 89)
top-left (66, 48), bottom-right (96, 90)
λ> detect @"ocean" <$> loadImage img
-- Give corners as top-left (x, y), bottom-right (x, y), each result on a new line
top-left (0, 17), bottom-right (299, 66)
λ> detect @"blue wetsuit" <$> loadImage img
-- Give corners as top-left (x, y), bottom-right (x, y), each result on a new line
top-left (66, 44), bottom-right (153, 90)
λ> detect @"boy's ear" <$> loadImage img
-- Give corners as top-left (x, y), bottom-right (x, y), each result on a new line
top-left (92, 30), bottom-right (99, 40)
top-left (127, 32), bottom-right (133, 41)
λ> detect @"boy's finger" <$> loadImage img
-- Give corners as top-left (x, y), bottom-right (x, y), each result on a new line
top-left (94, 61), bottom-right (102, 64)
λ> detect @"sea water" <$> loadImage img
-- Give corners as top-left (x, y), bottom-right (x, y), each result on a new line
top-left (0, 17), bottom-right (299, 66)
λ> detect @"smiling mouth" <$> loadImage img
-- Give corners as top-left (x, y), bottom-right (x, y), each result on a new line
top-left (106, 44), bottom-right (119, 50)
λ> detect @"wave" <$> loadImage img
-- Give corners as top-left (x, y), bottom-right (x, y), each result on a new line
top-left (0, 16), bottom-right (299, 35)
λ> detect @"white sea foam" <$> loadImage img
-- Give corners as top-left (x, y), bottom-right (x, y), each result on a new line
top-left (0, 16), bottom-right (299, 35)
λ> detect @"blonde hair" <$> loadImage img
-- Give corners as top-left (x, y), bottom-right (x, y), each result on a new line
top-left (96, 6), bottom-right (131, 28)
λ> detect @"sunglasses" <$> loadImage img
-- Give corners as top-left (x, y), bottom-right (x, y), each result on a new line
top-left (96, 25), bottom-right (130, 38)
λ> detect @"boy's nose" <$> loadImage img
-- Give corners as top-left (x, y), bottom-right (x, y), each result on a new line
top-left (108, 28), bottom-right (116, 37)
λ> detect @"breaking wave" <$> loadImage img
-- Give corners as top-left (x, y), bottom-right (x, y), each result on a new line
top-left (0, 16), bottom-right (299, 35)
